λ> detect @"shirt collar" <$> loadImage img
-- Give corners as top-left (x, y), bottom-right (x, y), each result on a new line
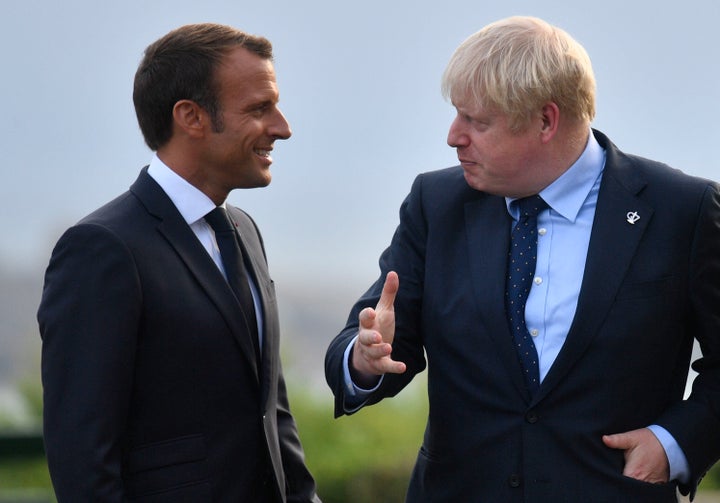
top-left (506, 130), bottom-right (606, 222)
top-left (146, 154), bottom-right (219, 225)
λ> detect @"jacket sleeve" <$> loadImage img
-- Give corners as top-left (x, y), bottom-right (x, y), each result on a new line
top-left (325, 174), bottom-right (429, 417)
top-left (657, 182), bottom-right (720, 497)
top-left (37, 223), bottom-right (141, 502)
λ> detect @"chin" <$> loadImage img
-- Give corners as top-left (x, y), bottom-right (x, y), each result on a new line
top-left (249, 176), bottom-right (272, 189)
top-left (463, 172), bottom-right (485, 192)
top-left (259, 172), bottom-right (272, 187)
top-left (236, 170), bottom-right (272, 189)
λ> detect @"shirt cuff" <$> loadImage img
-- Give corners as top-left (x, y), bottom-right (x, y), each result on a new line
top-left (647, 424), bottom-right (690, 483)
top-left (342, 335), bottom-right (383, 411)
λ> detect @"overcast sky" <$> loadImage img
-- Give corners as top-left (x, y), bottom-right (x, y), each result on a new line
top-left (3, 0), bottom-right (719, 290)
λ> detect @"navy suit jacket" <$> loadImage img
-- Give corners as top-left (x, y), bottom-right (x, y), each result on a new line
top-left (325, 130), bottom-right (720, 502)
top-left (38, 169), bottom-right (319, 502)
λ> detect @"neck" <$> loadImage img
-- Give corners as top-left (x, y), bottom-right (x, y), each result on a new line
top-left (156, 146), bottom-right (228, 206)
top-left (547, 124), bottom-right (590, 180)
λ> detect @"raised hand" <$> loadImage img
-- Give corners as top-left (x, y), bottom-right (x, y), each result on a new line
top-left (351, 271), bottom-right (407, 384)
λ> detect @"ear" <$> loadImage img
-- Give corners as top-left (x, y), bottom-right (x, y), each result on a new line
top-left (172, 100), bottom-right (206, 139)
top-left (539, 102), bottom-right (560, 143)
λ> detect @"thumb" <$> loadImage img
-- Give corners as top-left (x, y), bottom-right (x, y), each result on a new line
top-left (602, 433), bottom-right (632, 450)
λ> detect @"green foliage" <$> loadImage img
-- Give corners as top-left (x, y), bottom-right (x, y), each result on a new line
top-left (0, 457), bottom-right (55, 503)
top-left (289, 378), bottom-right (428, 503)
top-left (288, 376), bottom-right (720, 501)
top-left (703, 465), bottom-right (720, 490)
top-left (5, 371), bottom-right (720, 502)
top-left (17, 378), bottom-right (44, 423)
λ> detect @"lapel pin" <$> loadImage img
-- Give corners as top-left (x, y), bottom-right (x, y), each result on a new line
top-left (626, 211), bottom-right (640, 225)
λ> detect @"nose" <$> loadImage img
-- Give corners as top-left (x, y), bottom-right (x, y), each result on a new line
top-left (447, 114), bottom-right (468, 148)
top-left (270, 107), bottom-right (292, 140)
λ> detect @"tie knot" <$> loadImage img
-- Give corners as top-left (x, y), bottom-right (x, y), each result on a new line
top-left (205, 207), bottom-right (234, 233)
top-left (514, 195), bottom-right (547, 220)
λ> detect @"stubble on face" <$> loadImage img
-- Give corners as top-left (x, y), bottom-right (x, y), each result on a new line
top-left (200, 48), bottom-right (291, 199)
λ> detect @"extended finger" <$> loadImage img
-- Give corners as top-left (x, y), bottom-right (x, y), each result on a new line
top-left (376, 271), bottom-right (399, 312)
top-left (375, 357), bottom-right (407, 375)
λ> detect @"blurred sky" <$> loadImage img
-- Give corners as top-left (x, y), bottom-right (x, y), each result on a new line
top-left (2, 0), bottom-right (719, 288)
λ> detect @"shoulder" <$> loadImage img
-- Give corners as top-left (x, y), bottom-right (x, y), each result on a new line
top-left (60, 191), bottom-right (155, 251)
top-left (50, 195), bottom-right (142, 268)
top-left (414, 165), bottom-right (467, 189)
top-left (48, 172), bottom-right (161, 263)
top-left (597, 129), bottom-right (716, 200)
top-left (79, 191), bottom-right (139, 226)
top-left (409, 165), bottom-right (481, 204)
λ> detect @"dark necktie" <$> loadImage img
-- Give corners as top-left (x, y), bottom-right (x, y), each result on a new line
top-left (505, 195), bottom-right (548, 395)
top-left (205, 207), bottom-right (260, 360)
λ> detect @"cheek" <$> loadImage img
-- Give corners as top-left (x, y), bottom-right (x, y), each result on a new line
top-left (468, 132), bottom-right (501, 156)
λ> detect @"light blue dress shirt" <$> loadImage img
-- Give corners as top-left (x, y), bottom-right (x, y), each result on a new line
top-left (343, 132), bottom-right (688, 481)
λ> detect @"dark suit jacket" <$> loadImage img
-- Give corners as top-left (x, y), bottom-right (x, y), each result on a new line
top-left (38, 169), bottom-right (319, 502)
top-left (325, 130), bottom-right (720, 502)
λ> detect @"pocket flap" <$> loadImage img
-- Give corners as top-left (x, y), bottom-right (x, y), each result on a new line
top-left (126, 434), bottom-right (206, 475)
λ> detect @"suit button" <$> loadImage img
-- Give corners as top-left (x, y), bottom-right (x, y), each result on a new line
top-left (526, 411), bottom-right (538, 423)
top-left (508, 474), bottom-right (521, 488)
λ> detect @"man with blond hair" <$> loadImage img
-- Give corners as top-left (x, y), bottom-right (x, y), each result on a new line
top-left (39, 23), bottom-right (320, 502)
top-left (325, 16), bottom-right (720, 501)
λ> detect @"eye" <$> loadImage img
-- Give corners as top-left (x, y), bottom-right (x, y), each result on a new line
top-left (252, 104), bottom-right (270, 115)
top-left (246, 102), bottom-right (272, 117)
top-left (457, 111), bottom-right (480, 125)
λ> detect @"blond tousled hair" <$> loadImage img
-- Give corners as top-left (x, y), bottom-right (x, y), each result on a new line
top-left (441, 16), bottom-right (596, 131)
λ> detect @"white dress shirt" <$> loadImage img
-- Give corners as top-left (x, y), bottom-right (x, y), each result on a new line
top-left (147, 154), bottom-right (264, 349)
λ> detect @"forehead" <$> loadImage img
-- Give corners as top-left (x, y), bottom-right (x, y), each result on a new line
top-left (452, 93), bottom-right (497, 119)
top-left (215, 47), bottom-right (278, 99)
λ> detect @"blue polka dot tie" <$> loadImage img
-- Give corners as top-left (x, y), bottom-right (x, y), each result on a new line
top-left (506, 195), bottom-right (548, 395)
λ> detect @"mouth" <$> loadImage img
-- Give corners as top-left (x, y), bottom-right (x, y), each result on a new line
top-left (254, 147), bottom-right (273, 163)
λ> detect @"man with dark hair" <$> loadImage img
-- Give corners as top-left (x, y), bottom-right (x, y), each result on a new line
top-left (38, 23), bottom-right (320, 502)
top-left (325, 16), bottom-right (720, 502)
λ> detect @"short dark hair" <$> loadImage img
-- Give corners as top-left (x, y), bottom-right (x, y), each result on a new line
top-left (133, 23), bottom-right (273, 151)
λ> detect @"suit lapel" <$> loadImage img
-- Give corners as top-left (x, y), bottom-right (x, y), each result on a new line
top-left (226, 206), bottom-right (276, 404)
top-left (465, 195), bottom-right (531, 399)
top-left (130, 169), bottom-right (260, 381)
top-left (537, 134), bottom-right (653, 401)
